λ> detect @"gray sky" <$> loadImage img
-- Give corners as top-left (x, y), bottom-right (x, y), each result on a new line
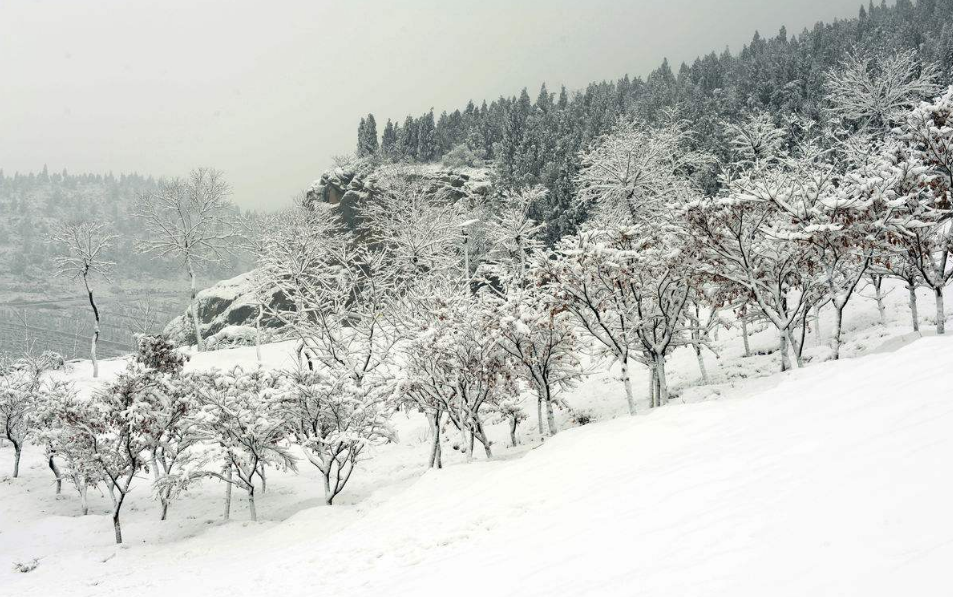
top-left (1, 0), bottom-right (866, 211)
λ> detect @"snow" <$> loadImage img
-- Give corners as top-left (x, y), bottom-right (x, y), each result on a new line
top-left (1, 280), bottom-right (952, 596)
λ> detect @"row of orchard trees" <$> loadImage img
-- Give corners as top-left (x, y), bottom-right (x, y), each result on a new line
top-left (47, 168), bottom-right (240, 377)
top-left (0, 335), bottom-right (394, 544)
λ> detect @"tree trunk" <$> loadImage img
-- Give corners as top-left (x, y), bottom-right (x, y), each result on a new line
top-left (779, 329), bottom-right (790, 372)
top-left (536, 395), bottom-right (545, 437)
top-left (12, 442), bottom-right (21, 478)
top-left (656, 356), bottom-right (669, 406)
top-left (873, 277), bottom-right (886, 325)
top-left (188, 260), bottom-right (205, 352)
top-left (544, 387), bottom-right (557, 436)
top-left (85, 276), bottom-right (100, 378)
top-left (832, 305), bottom-right (844, 360)
top-left (620, 356), bottom-right (637, 415)
top-left (475, 420), bottom-right (492, 458)
top-left (694, 345), bottom-right (709, 384)
top-left (428, 411), bottom-right (443, 469)
top-left (247, 486), bottom-right (257, 522)
top-left (647, 364), bottom-right (657, 408)
top-left (323, 472), bottom-right (334, 505)
top-left (48, 454), bottom-right (62, 494)
top-left (935, 287), bottom-right (945, 335)
top-left (223, 466), bottom-right (233, 520)
top-left (785, 328), bottom-right (803, 368)
top-left (79, 483), bottom-right (89, 516)
top-left (814, 305), bottom-right (822, 346)
top-left (908, 284), bottom-right (920, 332)
top-left (160, 499), bottom-right (169, 521)
top-left (509, 417), bottom-right (518, 448)
top-left (112, 499), bottom-right (124, 544)
top-left (741, 317), bottom-right (751, 357)
top-left (255, 304), bottom-right (263, 362)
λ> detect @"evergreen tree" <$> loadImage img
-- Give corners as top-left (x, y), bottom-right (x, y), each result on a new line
top-left (381, 119), bottom-right (397, 158)
top-left (416, 110), bottom-right (438, 162)
top-left (357, 114), bottom-right (379, 157)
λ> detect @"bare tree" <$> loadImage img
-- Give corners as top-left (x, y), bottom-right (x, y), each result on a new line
top-left (135, 168), bottom-right (239, 351)
top-left (50, 222), bottom-right (116, 378)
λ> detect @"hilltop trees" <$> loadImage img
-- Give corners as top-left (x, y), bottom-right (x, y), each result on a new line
top-left (354, 1), bottom-right (953, 242)
top-left (357, 114), bottom-right (380, 158)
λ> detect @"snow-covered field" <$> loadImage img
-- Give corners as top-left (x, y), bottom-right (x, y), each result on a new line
top-left (1, 281), bottom-right (951, 596)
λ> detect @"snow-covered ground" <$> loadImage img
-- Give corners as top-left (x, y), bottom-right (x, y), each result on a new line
top-left (1, 280), bottom-right (951, 596)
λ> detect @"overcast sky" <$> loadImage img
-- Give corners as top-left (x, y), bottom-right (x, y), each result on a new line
top-left (1, 0), bottom-right (867, 211)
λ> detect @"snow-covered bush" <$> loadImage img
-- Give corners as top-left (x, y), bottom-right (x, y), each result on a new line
top-left (205, 325), bottom-right (258, 349)
top-left (135, 334), bottom-right (189, 374)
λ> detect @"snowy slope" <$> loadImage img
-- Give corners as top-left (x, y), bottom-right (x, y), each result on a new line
top-left (1, 282), bottom-right (952, 596)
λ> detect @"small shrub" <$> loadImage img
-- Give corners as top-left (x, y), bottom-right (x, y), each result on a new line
top-left (40, 351), bottom-right (65, 371)
top-left (571, 411), bottom-right (593, 426)
top-left (13, 558), bottom-right (38, 573)
top-left (135, 334), bottom-right (189, 374)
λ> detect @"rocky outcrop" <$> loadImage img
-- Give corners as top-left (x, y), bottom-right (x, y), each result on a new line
top-left (163, 272), bottom-right (291, 348)
top-left (163, 161), bottom-right (496, 347)
top-left (305, 161), bottom-right (493, 228)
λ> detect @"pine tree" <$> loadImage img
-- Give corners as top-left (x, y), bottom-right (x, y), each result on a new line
top-left (381, 118), bottom-right (397, 158)
top-left (357, 114), bottom-right (379, 157)
top-left (417, 109), bottom-right (438, 162)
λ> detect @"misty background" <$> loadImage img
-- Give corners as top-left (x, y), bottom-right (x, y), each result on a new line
top-left (1, 0), bottom-right (865, 211)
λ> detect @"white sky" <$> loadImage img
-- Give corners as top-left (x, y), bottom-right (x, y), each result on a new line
top-left (0, 0), bottom-right (867, 210)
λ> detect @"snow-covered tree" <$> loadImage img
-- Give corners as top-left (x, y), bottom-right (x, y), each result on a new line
top-left (81, 365), bottom-right (163, 543)
top-left (49, 221), bottom-right (116, 378)
top-left (34, 383), bottom-right (104, 515)
top-left (575, 114), bottom-right (711, 224)
top-left (476, 187), bottom-right (582, 436)
top-left (723, 111), bottom-right (787, 169)
top-left (480, 185), bottom-right (548, 285)
top-left (487, 286), bottom-right (582, 437)
top-left (775, 152), bottom-right (881, 359)
top-left (683, 168), bottom-right (817, 371)
top-left (191, 367), bottom-right (296, 522)
top-left (826, 48), bottom-right (940, 134)
top-left (147, 374), bottom-right (202, 520)
top-left (359, 168), bottom-right (467, 280)
top-left (0, 355), bottom-right (41, 477)
top-left (135, 168), bottom-right (239, 351)
top-left (858, 88), bottom-right (953, 334)
top-left (398, 287), bottom-right (518, 464)
top-left (538, 224), bottom-right (691, 412)
top-left (283, 369), bottom-right (395, 504)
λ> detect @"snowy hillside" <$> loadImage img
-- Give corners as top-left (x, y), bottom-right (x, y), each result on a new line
top-left (1, 280), bottom-right (951, 597)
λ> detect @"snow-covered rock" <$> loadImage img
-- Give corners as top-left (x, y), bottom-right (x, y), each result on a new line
top-left (164, 272), bottom-right (289, 347)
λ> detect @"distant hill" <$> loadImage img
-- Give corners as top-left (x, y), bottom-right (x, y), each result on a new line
top-left (0, 168), bottom-right (247, 283)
